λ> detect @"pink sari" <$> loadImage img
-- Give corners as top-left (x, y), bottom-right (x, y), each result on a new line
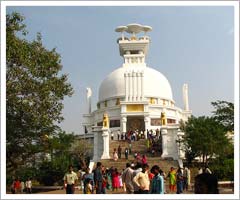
top-left (112, 172), bottom-right (120, 188)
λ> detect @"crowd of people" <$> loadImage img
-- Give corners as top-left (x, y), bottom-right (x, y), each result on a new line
top-left (83, 161), bottom-right (167, 194)
top-left (11, 162), bottom-right (219, 195)
top-left (111, 128), bottom-right (163, 162)
top-left (112, 144), bottom-right (151, 164)
top-left (112, 129), bottom-right (161, 142)
top-left (63, 161), bottom-right (219, 195)
top-left (63, 161), bottom-right (191, 194)
top-left (112, 128), bottom-right (163, 157)
top-left (10, 177), bottom-right (32, 194)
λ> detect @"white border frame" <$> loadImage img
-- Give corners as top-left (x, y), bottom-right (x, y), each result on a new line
top-left (1, 1), bottom-right (239, 199)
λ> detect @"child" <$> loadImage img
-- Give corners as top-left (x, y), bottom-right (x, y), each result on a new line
top-left (119, 171), bottom-right (123, 189)
top-left (85, 178), bottom-right (93, 194)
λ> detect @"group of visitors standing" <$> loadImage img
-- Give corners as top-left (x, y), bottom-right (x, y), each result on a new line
top-left (11, 177), bottom-right (32, 194)
top-left (112, 129), bottom-right (147, 142)
top-left (167, 166), bottom-right (191, 194)
top-left (85, 162), bottom-right (124, 194)
top-left (113, 145), bottom-right (130, 161)
top-left (63, 162), bottom-right (219, 194)
top-left (64, 161), bottom-right (165, 194)
top-left (79, 161), bottom-right (166, 194)
top-left (121, 162), bottom-right (165, 194)
top-left (64, 162), bottom-right (124, 194)
top-left (122, 164), bottom-right (191, 194)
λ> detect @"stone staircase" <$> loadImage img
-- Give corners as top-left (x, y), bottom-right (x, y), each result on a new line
top-left (100, 139), bottom-right (179, 174)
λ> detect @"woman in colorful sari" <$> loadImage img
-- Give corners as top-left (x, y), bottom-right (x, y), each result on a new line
top-left (106, 168), bottom-right (112, 190)
top-left (112, 168), bottom-right (120, 191)
top-left (168, 167), bottom-right (176, 193)
top-left (113, 148), bottom-right (118, 161)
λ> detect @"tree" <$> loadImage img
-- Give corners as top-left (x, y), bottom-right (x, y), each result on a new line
top-left (70, 139), bottom-right (93, 169)
top-left (36, 134), bottom-right (94, 185)
top-left (210, 142), bottom-right (234, 180)
top-left (211, 100), bottom-right (234, 132)
top-left (179, 119), bottom-right (197, 165)
top-left (37, 131), bottom-right (75, 186)
top-left (6, 12), bottom-right (73, 173)
top-left (184, 116), bottom-right (229, 166)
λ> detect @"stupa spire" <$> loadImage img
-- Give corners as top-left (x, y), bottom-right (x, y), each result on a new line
top-left (115, 23), bottom-right (152, 67)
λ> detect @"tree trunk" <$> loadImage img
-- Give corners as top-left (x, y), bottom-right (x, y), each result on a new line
top-left (202, 154), bottom-right (205, 166)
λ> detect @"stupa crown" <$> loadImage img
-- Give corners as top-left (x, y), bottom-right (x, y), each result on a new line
top-left (115, 23), bottom-right (152, 58)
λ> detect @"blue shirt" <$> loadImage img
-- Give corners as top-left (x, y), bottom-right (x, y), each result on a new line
top-left (150, 174), bottom-right (164, 194)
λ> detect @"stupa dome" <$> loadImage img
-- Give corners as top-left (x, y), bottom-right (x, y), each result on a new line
top-left (98, 66), bottom-right (173, 102)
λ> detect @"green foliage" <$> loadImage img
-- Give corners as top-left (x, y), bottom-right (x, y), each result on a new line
top-left (49, 131), bottom-right (75, 155)
top-left (23, 132), bottom-right (75, 186)
top-left (16, 167), bottom-right (37, 181)
top-left (6, 12), bottom-right (73, 173)
top-left (205, 140), bottom-right (233, 180)
top-left (183, 100), bottom-right (234, 180)
top-left (179, 119), bottom-right (186, 132)
top-left (211, 158), bottom-right (234, 181)
top-left (211, 142), bottom-right (234, 180)
top-left (37, 157), bottom-right (70, 186)
top-left (211, 100), bottom-right (234, 132)
top-left (184, 148), bottom-right (197, 166)
top-left (36, 134), bottom-right (94, 185)
top-left (37, 131), bottom-right (74, 185)
top-left (184, 116), bottom-right (229, 165)
top-left (70, 139), bottom-right (93, 170)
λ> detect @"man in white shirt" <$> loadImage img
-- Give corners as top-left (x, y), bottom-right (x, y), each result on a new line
top-left (133, 163), bottom-right (150, 194)
top-left (132, 163), bottom-right (142, 193)
top-left (122, 163), bottom-right (134, 194)
top-left (63, 165), bottom-right (78, 194)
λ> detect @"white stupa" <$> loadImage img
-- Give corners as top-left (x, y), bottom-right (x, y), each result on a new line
top-left (83, 23), bottom-right (191, 161)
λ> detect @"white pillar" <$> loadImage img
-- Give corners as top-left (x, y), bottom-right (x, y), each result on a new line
top-left (137, 72), bottom-right (141, 101)
top-left (86, 87), bottom-right (92, 114)
top-left (136, 72), bottom-right (138, 101)
top-left (144, 116), bottom-right (150, 131)
top-left (88, 97), bottom-right (91, 114)
top-left (141, 72), bottom-right (144, 101)
top-left (132, 72), bottom-right (135, 101)
top-left (161, 128), bottom-right (168, 158)
top-left (183, 83), bottom-right (189, 111)
top-left (93, 131), bottom-right (99, 161)
top-left (128, 73), bottom-right (130, 101)
top-left (101, 127), bottom-right (110, 159)
top-left (121, 32), bottom-right (124, 40)
top-left (139, 72), bottom-right (142, 101)
top-left (125, 73), bottom-right (129, 101)
top-left (134, 72), bottom-right (137, 101)
top-left (129, 72), bottom-right (132, 102)
top-left (122, 116), bottom-right (127, 133)
top-left (132, 71), bottom-right (136, 101)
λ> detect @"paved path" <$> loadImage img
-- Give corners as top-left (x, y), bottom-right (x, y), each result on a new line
top-left (36, 187), bottom-right (233, 194)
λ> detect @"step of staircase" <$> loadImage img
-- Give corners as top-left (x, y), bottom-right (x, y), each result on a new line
top-left (100, 138), bottom-right (179, 174)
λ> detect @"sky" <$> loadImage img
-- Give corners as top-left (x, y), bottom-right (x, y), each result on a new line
top-left (6, 5), bottom-right (235, 135)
